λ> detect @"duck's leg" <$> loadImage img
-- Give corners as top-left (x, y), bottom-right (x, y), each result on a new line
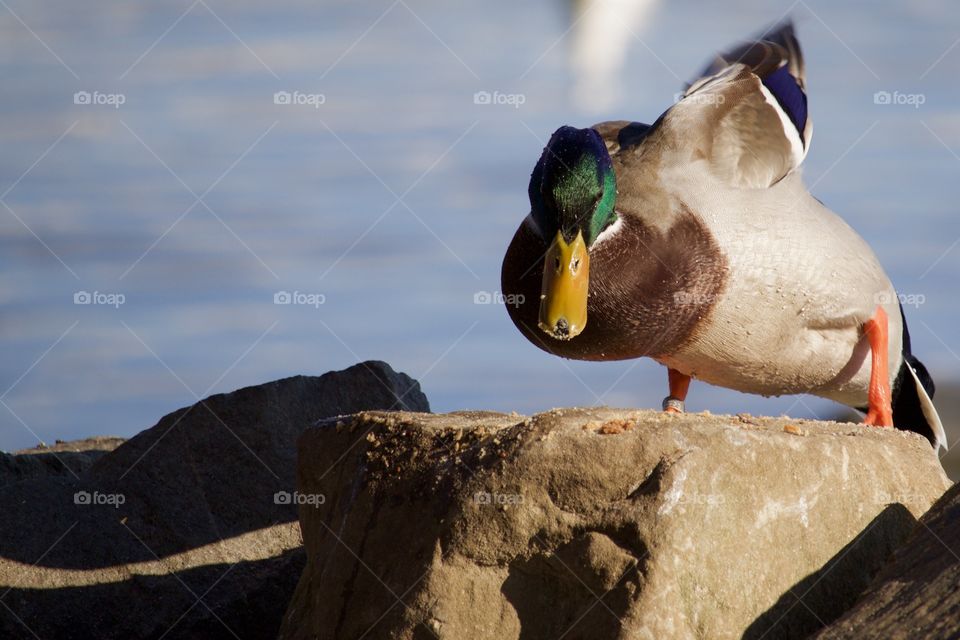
top-left (863, 306), bottom-right (894, 427)
top-left (662, 368), bottom-right (691, 414)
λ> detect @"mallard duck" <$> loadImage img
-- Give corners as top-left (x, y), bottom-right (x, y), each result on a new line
top-left (501, 22), bottom-right (947, 450)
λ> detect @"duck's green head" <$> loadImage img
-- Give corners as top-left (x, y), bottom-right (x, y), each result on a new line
top-left (529, 126), bottom-right (617, 340)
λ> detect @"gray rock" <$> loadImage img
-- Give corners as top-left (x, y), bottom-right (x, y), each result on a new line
top-left (815, 481), bottom-right (960, 639)
top-left (279, 408), bottom-right (950, 640)
top-left (0, 361), bottom-right (428, 640)
top-left (833, 380), bottom-right (960, 482)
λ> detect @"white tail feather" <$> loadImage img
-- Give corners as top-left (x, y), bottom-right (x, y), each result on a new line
top-left (906, 362), bottom-right (948, 452)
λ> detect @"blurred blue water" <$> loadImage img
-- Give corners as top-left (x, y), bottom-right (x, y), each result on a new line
top-left (2, 0), bottom-right (959, 451)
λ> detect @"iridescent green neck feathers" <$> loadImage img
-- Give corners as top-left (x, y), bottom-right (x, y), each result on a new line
top-left (529, 126), bottom-right (617, 246)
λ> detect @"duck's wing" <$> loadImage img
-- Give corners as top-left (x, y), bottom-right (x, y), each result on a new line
top-left (661, 21), bottom-right (811, 189)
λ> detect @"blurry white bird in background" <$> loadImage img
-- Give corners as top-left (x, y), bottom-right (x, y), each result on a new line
top-left (568, 0), bottom-right (660, 112)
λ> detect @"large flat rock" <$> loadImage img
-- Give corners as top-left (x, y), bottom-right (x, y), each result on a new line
top-left (280, 408), bottom-right (950, 640)
top-left (0, 361), bottom-right (428, 640)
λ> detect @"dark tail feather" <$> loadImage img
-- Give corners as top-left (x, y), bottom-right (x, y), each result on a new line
top-left (891, 304), bottom-right (947, 450)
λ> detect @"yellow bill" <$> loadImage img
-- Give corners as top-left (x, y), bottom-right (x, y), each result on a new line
top-left (538, 229), bottom-right (589, 340)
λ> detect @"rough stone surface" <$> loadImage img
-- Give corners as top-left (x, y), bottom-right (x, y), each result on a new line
top-left (0, 361), bottom-right (428, 640)
top-left (279, 408), bottom-right (950, 640)
top-left (815, 481), bottom-right (960, 639)
top-left (834, 380), bottom-right (960, 481)
top-left (1, 436), bottom-right (125, 487)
